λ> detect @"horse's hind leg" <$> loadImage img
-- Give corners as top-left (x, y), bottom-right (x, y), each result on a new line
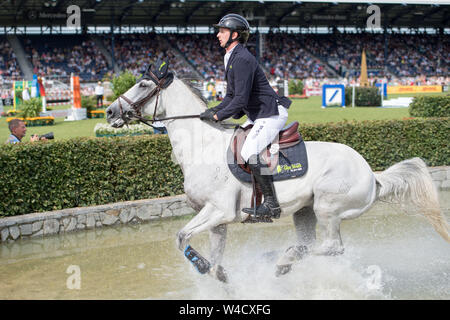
top-left (312, 213), bottom-right (344, 256)
top-left (275, 206), bottom-right (317, 276)
top-left (293, 206), bottom-right (317, 247)
top-left (312, 194), bottom-right (345, 256)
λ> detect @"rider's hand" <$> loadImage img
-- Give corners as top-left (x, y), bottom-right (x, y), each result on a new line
top-left (199, 109), bottom-right (217, 122)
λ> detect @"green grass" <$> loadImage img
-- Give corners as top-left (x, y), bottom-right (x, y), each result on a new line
top-left (210, 94), bottom-right (412, 125)
top-left (0, 92), bottom-right (445, 143)
top-left (285, 95), bottom-right (409, 124)
top-left (0, 116), bottom-right (108, 143)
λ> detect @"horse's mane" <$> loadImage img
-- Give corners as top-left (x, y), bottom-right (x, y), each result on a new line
top-left (180, 78), bottom-right (208, 108)
top-left (178, 77), bottom-right (236, 131)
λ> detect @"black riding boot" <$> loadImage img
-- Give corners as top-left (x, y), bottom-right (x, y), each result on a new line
top-left (242, 155), bottom-right (281, 219)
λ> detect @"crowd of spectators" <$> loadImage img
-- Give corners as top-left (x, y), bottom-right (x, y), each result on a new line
top-left (386, 34), bottom-right (448, 77)
top-left (318, 33), bottom-right (386, 76)
top-left (262, 33), bottom-right (331, 80)
top-left (0, 38), bottom-right (22, 80)
top-left (23, 36), bottom-right (109, 82)
top-left (294, 32), bottom-right (448, 79)
top-left (101, 33), bottom-right (195, 79)
top-left (166, 33), bottom-right (225, 80)
top-left (0, 32), bottom-right (447, 84)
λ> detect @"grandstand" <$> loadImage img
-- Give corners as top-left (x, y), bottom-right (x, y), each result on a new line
top-left (0, 1), bottom-right (448, 91)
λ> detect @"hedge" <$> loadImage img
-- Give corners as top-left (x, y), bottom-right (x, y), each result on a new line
top-left (345, 87), bottom-right (381, 107)
top-left (0, 118), bottom-right (448, 217)
top-left (409, 95), bottom-right (450, 118)
top-left (0, 136), bottom-right (183, 217)
top-left (300, 118), bottom-right (449, 171)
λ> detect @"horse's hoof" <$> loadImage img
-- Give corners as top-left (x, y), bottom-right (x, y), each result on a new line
top-left (176, 231), bottom-right (191, 251)
top-left (210, 264), bottom-right (228, 283)
top-left (275, 264), bottom-right (292, 277)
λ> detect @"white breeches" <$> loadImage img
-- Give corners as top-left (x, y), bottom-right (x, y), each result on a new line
top-left (240, 105), bottom-right (288, 162)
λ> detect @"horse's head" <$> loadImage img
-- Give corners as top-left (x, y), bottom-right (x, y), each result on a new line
top-left (106, 59), bottom-right (174, 128)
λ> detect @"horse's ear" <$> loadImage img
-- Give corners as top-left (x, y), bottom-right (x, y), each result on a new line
top-left (146, 64), bottom-right (153, 75)
top-left (161, 72), bottom-right (174, 89)
top-left (138, 79), bottom-right (153, 87)
top-left (153, 58), bottom-right (169, 80)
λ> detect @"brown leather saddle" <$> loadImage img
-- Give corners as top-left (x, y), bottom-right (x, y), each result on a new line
top-left (229, 121), bottom-right (302, 223)
top-left (230, 121), bottom-right (301, 175)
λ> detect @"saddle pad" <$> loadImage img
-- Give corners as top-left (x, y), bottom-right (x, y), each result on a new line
top-left (226, 139), bottom-right (309, 183)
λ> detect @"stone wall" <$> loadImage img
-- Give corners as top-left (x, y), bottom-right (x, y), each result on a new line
top-left (0, 195), bottom-right (194, 242)
top-left (1, 166), bottom-right (449, 242)
top-left (429, 166), bottom-right (450, 191)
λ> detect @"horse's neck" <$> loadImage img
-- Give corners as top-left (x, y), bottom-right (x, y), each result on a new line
top-left (147, 79), bottom-right (232, 173)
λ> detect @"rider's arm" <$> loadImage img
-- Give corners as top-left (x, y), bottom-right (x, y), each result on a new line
top-left (215, 57), bottom-right (255, 121)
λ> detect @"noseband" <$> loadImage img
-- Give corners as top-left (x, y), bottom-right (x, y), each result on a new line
top-left (117, 70), bottom-right (200, 129)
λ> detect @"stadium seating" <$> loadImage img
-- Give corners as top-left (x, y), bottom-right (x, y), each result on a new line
top-left (100, 33), bottom-right (195, 79)
top-left (0, 36), bottom-right (22, 80)
top-left (167, 33), bottom-right (225, 80)
top-left (22, 35), bottom-right (109, 82)
top-left (0, 32), bottom-right (447, 83)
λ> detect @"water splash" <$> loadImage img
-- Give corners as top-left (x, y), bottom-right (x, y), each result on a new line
top-left (186, 244), bottom-right (391, 300)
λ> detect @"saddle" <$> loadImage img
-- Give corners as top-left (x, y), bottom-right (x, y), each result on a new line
top-left (228, 121), bottom-right (307, 223)
top-left (230, 121), bottom-right (301, 175)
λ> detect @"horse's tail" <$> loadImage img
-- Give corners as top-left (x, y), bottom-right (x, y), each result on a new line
top-left (374, 157), bottom-right (449, 243)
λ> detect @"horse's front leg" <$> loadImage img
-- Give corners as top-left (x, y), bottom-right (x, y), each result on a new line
top-left (208, 224), bottom-right (228, 282)
top-left (177, 202), bottom-right (223, 250)
top-left (176, 202), bottom-right (232, 282)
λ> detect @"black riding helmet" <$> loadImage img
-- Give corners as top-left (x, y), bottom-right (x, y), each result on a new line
top-left (213, 13), bottom-right (250, 48)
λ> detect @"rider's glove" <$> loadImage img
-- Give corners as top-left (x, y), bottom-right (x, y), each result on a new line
top-left (199, 109), bottom-right (217, 122)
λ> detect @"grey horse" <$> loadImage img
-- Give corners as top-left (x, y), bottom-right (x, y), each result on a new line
top-left (106, 76), bottom-right (449, 282)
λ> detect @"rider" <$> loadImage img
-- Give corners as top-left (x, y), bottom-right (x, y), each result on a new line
top-left (199, 14), bottom-right (292, 220)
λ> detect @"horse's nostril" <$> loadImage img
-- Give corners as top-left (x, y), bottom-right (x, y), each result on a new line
top-left (107, 109), bottom-right (112, 115)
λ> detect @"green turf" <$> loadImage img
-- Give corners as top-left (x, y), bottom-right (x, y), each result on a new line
top-left (0, 92), bottom-right (445, 143)
top-left (0, 116), bottom-right (108, 143)
top-left (210, 94), bottom-right (412, 125)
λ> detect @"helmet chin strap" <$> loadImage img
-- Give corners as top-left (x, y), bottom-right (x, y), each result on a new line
top-left (224, 30), bottom-right (238, 49)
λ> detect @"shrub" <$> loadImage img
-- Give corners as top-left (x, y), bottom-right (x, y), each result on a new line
top-left (20, 97), bottom-right (42, 119)
top-left (409, 95), bottom-right (450, 118)
top-left (300, 118), bottom-right (449, 171)
top-left (0, 118), bottom-right (447, 217)
top-left (345, 87), bottom-right (381, 107)
top-left (81, 95), bottom-right (97, 113)
top-left (288, 79), bottom-right (304, 95)
top-left (0, 135), bottom-right (183, 217)
top-left (111, 71), bottom-right (137, 100)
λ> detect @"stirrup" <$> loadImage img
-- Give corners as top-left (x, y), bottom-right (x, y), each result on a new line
top-left (242, 202), bottom-right (281, 219)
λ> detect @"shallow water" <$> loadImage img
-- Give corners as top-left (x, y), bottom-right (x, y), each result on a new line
top-left (0, 191), bottom-right (449, 300)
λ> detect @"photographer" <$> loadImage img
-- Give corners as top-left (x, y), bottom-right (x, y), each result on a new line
top-left (5, 119), bottom-right (50, 144)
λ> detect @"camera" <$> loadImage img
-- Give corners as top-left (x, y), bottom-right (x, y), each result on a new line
top-left (34, 132), bottom-right (54, 140)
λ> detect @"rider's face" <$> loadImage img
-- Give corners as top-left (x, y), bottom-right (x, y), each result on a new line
top-left (216, 28), bottom-right (237, 48)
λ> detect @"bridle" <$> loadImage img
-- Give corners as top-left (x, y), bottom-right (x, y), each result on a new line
top-left (117, 69), bottom-right (200, 129)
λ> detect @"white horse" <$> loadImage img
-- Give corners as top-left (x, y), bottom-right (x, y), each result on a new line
top-left (106, 75), bottom-right (449, 282)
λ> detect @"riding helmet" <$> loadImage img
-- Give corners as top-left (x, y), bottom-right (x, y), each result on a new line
top-left (214, 13), bottom-right (250, 46)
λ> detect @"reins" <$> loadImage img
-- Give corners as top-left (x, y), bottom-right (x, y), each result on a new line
top-left (117, 69), bottom-right (201, 129)
top-left (117, 69), bottom-right (238, 130)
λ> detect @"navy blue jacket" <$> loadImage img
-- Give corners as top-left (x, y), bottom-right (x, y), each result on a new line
top-left (211, 43), bottom-right (291, 122)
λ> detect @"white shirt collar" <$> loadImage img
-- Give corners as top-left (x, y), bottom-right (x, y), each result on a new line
top-left (224, 44), bottom-right (237, 69)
